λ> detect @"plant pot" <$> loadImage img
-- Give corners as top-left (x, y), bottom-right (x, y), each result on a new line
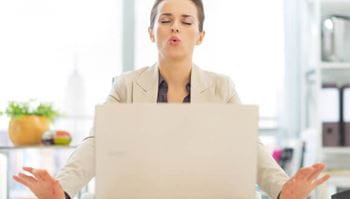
top-left (8, 115), bottom-right (50, 146)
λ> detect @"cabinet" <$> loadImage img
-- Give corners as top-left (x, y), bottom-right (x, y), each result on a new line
top-left (301, 0), bottom-right (350, 198)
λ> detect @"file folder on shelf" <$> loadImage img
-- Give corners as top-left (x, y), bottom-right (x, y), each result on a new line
top-left (343, 84), bottom-right (350, 146)
top-left (321, 83), bottom-right (340, 146)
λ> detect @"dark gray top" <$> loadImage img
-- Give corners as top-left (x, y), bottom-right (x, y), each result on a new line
top-left (157, 72), bottom-right (191, 103)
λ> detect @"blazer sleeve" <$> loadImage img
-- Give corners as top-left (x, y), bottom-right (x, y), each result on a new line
top-left (225, 76), bottom-right (290, 199)
top-left (56, 75), bottom-right (125, 198)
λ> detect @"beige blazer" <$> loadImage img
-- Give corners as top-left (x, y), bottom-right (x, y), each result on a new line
top-left (56, 64), bottom-right (289, 199)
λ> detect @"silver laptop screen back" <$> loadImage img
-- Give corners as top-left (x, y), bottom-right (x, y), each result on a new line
top-left (95, 104), bottom-right (258, 199)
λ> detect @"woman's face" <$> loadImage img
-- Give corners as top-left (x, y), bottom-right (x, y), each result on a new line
top-left (149, 0), bottom-right (205, 60)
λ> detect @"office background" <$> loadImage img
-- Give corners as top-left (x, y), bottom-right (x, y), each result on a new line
top-left (0, 0), bottom-right (349, 198)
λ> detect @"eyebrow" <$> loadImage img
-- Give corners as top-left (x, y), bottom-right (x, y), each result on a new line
top-left (159, 13), bottom-right (194, 18)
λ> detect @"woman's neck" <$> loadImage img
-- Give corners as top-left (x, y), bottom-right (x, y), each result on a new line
top-left (158, 58), bottom-right (192, 88)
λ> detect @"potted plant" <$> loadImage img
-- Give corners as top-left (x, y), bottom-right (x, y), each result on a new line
top-left (5, 101), bottom-right (59, 146)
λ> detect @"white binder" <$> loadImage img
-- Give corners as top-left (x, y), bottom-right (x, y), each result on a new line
top-left (343, 85), bottom-right (350, 145)
top-left (320, 84), bottom-right (340, 146)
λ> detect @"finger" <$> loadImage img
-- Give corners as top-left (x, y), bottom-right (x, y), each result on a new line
top-left (33, 169), bottom-right (53, 182)
top-left (19, 172), bottom-right (37, 183)
top-left (312, 163), bottom-right (326, 170)
top-left (13, 175), bottom-right (31, 187)
top-left (13, 173), bottom-right (37, 188)
top-left (296, 167), bottom-right (315, 180)
top-left (23, 167), bottom-right (45, 181)
top-left (23, 166), bottom-right (34, 173)
top-left (307, 164), bottom-right (326, 181)
top-left (25, 168), bottom-right (51, 182)
top-left (311, 174), bottom-right (331, 188)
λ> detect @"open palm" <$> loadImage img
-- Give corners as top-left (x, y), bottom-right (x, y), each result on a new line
top-left (13, 167), bottom-right (65, 199)
top-left (280, 163), bottom-right (330, 199)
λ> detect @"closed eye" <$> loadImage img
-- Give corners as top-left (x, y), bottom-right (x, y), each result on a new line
top-left (160, 21), bottom-right (171, 24)
top-left (182, 22), bottom-right (192, 25)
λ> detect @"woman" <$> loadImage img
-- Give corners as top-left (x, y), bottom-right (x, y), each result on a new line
top-left (13, 0), bottom-right (330, 198)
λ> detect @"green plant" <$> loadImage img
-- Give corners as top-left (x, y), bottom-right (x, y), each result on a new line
top-left (5, 100), bottom-right (60, 121)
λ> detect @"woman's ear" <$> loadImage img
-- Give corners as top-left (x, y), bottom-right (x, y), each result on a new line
top-left (196, 31), bottom-right (206, 45)
top-left (148, 27), bottom-right (155, 43)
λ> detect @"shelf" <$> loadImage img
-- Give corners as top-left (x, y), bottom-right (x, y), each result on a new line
top-left (0, 145), bottom-right (77, 150)
top-left (327, 169), bottom-right (350, 176)
top-left (320, 62), bottom-right (350, 70)
top-left (321, 0), bottom-right (350, 17)
top-left (321, 0), bottom-right (350, 5)
top-left (322, 147), bottom-right (350, 154)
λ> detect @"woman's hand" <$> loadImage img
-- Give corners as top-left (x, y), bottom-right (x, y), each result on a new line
top-left (280, 163), bottom-right (330, 199)
top-left (13, 167), bottom-right (65, 199)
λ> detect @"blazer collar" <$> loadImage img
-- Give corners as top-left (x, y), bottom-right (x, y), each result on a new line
top-left (133, 63), bottom-right (212, 103)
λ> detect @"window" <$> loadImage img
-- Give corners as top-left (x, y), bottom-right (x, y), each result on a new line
top-left (0, 0), bottom-right (122, 134)
top-left (0, 0), bottom-right (122, 197)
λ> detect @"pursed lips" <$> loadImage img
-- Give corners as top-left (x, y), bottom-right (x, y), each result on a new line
top-left (168, 35), bottom-right (182, 46)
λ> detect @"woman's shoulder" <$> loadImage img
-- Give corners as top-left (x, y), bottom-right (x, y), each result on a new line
top-left (107, 66), bottom-right (152, 103)
top-left (112, 66), bottom-right (152, 86)
top-left (115, 66), bottom-right (149, 80)
top-left (195, 66), bottom-right (240, 103)
top-left (196, 66), bottom-right (235, 87)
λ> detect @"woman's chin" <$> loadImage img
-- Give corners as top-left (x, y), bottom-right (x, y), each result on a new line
top-left (163, 51), bottom-right (187, 60)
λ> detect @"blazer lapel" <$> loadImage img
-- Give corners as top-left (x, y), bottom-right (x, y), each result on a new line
top-left (133, 64), bottom-right (159, 103)
top-left (132, 63), bottom-right (213, 103)
top-left (191, 64), bottom-right (212, 103)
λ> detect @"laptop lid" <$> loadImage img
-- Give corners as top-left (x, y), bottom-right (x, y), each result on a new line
top-left (95, 104), bottom-right (258, 199)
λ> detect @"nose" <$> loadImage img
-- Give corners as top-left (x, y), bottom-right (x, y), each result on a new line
top-left (171, 21), bottom-right (180, 33)
top-left (171, 27), bottom-right (180, 33)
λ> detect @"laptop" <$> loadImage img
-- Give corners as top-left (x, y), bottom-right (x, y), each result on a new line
top-left (94, 104), bottom-right (258, 199)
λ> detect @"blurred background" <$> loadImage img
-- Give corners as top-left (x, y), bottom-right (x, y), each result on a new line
top-left (0, 0), bottom-right (350, 198)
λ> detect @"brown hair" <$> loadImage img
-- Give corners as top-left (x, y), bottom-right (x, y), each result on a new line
top-left (149, 0), bottom-right (205, 32)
